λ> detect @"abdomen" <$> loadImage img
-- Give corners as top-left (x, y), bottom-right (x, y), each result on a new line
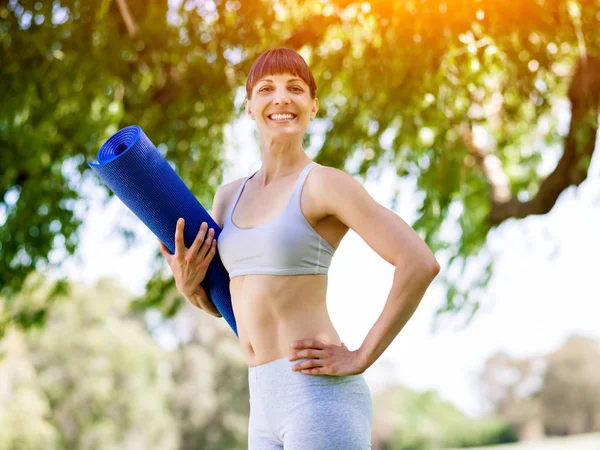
top-left (230, 274), bottom-right (342, 366)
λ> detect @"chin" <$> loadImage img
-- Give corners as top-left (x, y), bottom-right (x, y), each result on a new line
top-left (273, 130), bottom-right (306, 140)
top-left (264, 125), bottom-right (307, 138)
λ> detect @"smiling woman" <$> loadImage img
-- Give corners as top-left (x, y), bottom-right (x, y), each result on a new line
top-left (160, 47), bottom-right (440, 450)
top-left (243, 50), bottom-right (319, 145)
top-left (245, 71), bottom-right (318, 137)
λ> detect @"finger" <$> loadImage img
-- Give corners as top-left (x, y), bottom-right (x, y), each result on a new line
top-left (158, 239), bottom-right (173, 262)
top-left (189, 222), bottom-right (208, 254)
top-left (301, 366), bottom-right (329, 375)
top-left (174, 218), bottom-right (186, 257)
top-left (199, 239), bottom-right (217, 268)
top-left (210, 308), bottom-right (223, 318)
top-left (292, 359), bottom-right (325, 371)
top-left (201, 300), bottom-right (223, 318)
top-left (200, 227), bottom-right (215, 258)
top-left (290, 349), bottom-right (326, 361)
top-left (206, 240), bottom-right (217, 262)
top-left (292, 339), bottom-right (326, 350)
top-left (157, 238), bottom-right (172, 255)
top-left (193, 291), bottom-right (221, 317)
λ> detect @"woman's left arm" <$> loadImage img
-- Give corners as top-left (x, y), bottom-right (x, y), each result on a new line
top-left (290, 167), bottom-right (440, 374)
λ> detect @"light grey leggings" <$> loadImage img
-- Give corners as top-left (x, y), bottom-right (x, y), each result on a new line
top-left (248, 356), bottom-right (373, 449)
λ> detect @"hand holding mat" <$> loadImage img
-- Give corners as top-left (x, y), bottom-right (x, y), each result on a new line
top-left (88, 125), bottom-right (237, 336)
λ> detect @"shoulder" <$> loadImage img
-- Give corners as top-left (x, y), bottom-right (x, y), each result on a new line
top-left (306, 164), bottom-right (376, 219)
top-left (212, 177), bottom-right (246, 228)
top-left (215, 177), bottom-right (245, 202)
top-left (309, 164), bottom-right (357, 187)
top-left (307, 164), bottom-right (369, 201)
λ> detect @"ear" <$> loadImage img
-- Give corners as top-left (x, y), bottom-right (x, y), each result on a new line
top-left (310, 97), bottom-right (319, 119)
top-left (245, 98), bottom-right (255, 120)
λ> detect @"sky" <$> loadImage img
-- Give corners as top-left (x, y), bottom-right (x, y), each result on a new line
top-left (60, 115), bottom-right (600, 418)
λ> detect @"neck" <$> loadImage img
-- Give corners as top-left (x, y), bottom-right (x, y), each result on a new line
top-left (256, 135), bottom-right (311, 186)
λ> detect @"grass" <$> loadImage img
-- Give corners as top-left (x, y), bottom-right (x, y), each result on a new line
top-left (445, 432), bottom-right (600, 450)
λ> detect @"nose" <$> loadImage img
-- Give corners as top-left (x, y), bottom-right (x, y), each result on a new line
top-left (273, 87), bottom-right (291, 105)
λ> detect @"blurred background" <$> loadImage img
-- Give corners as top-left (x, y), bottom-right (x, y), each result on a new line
top-left (1, 0), bottom-right (600, 449)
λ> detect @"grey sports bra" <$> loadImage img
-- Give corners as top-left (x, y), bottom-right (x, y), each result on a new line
top-left (217, 161), bottom-right (336, 279)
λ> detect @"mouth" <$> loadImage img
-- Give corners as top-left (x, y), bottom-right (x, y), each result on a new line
top-left (267, 113), bottom-right (297, 123)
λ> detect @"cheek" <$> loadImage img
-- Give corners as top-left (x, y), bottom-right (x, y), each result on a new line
top-left (251, 103), bottom-right (266, 119)
top-left (303, 108), bottom-right (315, 121)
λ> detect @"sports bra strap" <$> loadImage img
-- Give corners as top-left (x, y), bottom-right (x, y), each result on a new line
top-left (224, 175), bottom-right (251, 224)
top-left (289, 161), bottom-right (317, 202)
top-left (226, 161), bottom-right (317, 223)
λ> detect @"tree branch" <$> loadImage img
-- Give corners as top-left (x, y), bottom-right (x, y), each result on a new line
top-left (467, 56), bottom-right (600, 227)
top-left (116, 0), bottom-right (138, 37)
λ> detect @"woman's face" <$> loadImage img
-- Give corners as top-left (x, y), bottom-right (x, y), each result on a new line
top-left (245, 72), bottom-right (319, 140)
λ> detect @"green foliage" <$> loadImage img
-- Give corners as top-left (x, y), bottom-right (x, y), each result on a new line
top-left (443, 418), bottom-right (519, 449)
top-left (2, 0), bottom-right (600, 328)
top-left (0, 277), bottom-right (179, 449)
top-left (0, 273), bottom-right (69, 338)
top-left (0, 332), bottom-right (61, 450)
top-left (0, 275), bottom-right (250, 449)
top-left (0, 0), bottom-right (238, 312)
top-left (164, 304), bottom-right (250, 449)
top-left (373, 385), bottom-right (517, 449)
top-left (445, 432), bottom-right (600, 450)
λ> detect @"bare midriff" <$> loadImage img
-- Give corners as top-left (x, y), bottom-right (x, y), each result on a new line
top-left (230, 273), bottom-right (342, 367)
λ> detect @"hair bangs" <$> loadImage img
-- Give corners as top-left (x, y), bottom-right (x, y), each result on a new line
top-left (246, 48), bottom-right (317, 99)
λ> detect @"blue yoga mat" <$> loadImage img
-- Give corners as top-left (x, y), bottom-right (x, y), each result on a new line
top-left (89, 125), bottom-right (237, 336)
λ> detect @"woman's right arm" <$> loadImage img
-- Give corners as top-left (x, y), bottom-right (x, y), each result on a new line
top-left (182, 184), bottom-right (233, 316)
top-left (157, 182), bottom-right (236, 317)
top-left (158, 218), bottom-right (220, 316)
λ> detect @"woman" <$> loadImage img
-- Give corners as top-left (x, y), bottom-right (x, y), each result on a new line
top-left (159, 48), bottom-right (440, 449)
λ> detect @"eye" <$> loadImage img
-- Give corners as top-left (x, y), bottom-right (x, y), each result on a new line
top-left (290, 86), bottom-right (303, 93)
top-left (259, 86), bottom-right (273, 92)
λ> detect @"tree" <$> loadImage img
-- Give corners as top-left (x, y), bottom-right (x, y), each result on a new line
top-left (1, 0), bottom-right (246, 329)
top-left (371, 384), bottom-right (516, 450)
top-left (136, 277), bottom-right (252, 448)
top-left (480, 335), bottom-right (600, 439)
top-left (479, 351), bottom-right (545, 440)
top-left (0, 275), bottom-right (179, 449)
top-left (0, 272), bottom-right (258, 449)
top-left (2, 0), bottom-right (600, 328)
top-left (152, 301), bottom-right (250, 450)
top-left (540, 335), bottom-right (600, 435)
top-left (0, 330), bottom-right (61, 450)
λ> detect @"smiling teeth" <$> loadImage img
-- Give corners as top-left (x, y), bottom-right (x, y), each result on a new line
top-left (270, 114), bottom-right (294, 120)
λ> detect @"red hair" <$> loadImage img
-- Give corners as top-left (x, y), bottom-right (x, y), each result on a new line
top-left (246, 48), bottom-right (317, 99)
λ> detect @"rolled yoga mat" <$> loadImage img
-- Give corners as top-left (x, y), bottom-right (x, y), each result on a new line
top-left (88, 125), bottom-right (237, 336)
